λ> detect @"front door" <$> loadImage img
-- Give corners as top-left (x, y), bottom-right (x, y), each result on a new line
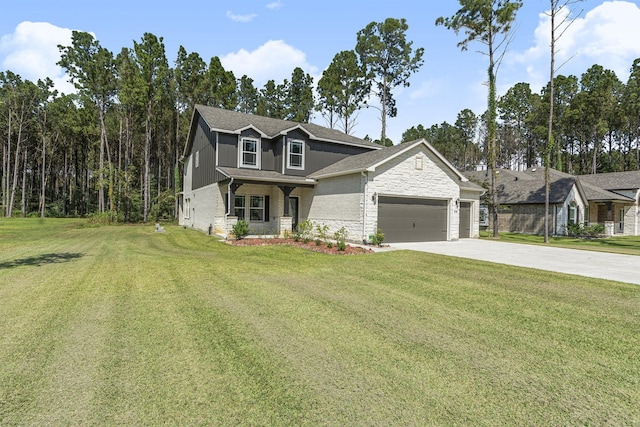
top-left (289, 197), bottom-right (299, 230)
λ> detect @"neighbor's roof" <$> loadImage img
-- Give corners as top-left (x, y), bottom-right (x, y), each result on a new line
top-left (466, 167), bottom-right (634, 204)
top-left (309, 139), bottom-right (483, 191)
top-left (578, 170), bottom-right (640, 191)
top-left (193, 105), bottom-right (380, 150)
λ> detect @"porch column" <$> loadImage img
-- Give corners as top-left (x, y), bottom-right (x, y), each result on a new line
top-left (278, 186), bottom-right (295, 216)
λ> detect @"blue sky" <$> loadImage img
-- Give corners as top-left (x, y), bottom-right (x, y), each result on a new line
top-left (2, 0), bottom-right (640, 143)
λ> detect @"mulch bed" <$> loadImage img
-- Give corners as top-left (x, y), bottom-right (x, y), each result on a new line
top-left (227, 237), bottom-right (374, 255)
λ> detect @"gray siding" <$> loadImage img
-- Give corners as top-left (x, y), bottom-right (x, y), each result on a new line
top-left (304, 138), bottom-right (373, 175)
top-left (192, 116), bottom-right (216, 190)
top-left (217, 133), bottom-right (238, 169)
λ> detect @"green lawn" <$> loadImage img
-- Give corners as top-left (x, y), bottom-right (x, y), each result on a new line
top-left (481, 230), bottom-right (640, 256)
top-left (1, 219), bottom-right (639, 426)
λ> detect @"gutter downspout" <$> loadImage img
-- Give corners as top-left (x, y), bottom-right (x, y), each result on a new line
top-left (225, 177), bottom-right (234, 239)
top-left (361, 171), bottom-right (368, 243)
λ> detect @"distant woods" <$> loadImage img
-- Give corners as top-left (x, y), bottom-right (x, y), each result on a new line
top-left (1, 17), bottom-right (639, 220)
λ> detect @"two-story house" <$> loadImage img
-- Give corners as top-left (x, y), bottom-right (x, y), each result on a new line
top-left (179, 105), bottom-right (483, 243)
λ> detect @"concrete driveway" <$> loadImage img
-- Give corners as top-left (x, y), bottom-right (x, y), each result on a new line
top-left (382, 239), bottom-right (640, 285)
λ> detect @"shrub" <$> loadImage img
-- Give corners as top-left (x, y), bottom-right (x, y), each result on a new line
top-left (371, 229), bottom-right (385, 246)
top-left (334, 226), bottom-right (348, 251)
top-left (583, 223), bottom-right (605, 237)
top-left (326, 241), bottom-right (333, 249)
top-left (566, 222), bottom-right (582, 237)
top-left (316, 223), bottom-right (329, 242)
top-left (295, 219), bottom-right (314, 243)
top-left (231, 219), bottom-right (250, 240)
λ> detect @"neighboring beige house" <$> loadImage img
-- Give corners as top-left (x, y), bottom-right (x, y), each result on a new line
top-left (579, 171), bottom-right (640, 236)
top-left (179, 105), bottom-right (484, 243)
top-left (466, 168), bottom-right (639, 236)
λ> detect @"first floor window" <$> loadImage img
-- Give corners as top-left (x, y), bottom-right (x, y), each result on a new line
top-left (234, 195), bottom-right (246, 219)
top-left (569, 202), bottom-right (578, 225)
top-left (250, 196), bottom-right (265, 221)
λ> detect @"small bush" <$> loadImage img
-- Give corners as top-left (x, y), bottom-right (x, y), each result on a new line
top-left (295, 219), bottom-right (314, 243)
top-left (334, 227), bottom-right (348, 251)
top-left (326, 241), bottom-right (333, 249)
top-left (371, 229), bottom-right (385, 246)
top-left (231, 219), bottom-right (250, 240)
top-left (315, 238), bottom-right (322, 246)
top-left (566, 222), bottom-right (605, 238)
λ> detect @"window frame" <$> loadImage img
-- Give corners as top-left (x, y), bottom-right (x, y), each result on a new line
top-left (286, 139), bottom-right (305, 170)
top-left (249, 195), bottom-right (265, 222)
top-left (234, 195), bottom-right (246, 219)
top-left (239, 137), bottom-right (260, 169)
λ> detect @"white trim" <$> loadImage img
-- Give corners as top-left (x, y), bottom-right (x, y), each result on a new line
top-left (238, 136), bottom-right (261, 169)
top-left (286, 139), bottom-right (305, 170)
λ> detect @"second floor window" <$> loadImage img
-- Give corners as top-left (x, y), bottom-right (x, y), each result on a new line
top-left (241, 137), bottom-right (259, 168)
top-left (287, 139), bottom-right (304, 169)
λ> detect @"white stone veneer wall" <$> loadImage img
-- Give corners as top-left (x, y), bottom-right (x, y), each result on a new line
top-left (369, 145), bottom-right (461, 241)
top-left (306, 173), bottom-right (365, 241)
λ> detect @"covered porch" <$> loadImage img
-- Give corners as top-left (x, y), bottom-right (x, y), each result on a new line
top-left (217, 167), bottom-right (315, 237)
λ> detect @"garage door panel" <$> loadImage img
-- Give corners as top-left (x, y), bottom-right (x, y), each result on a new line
top-left (378, 196), bottom-right (448, 242)
top-left (459, 202), bottom-right (471, 238)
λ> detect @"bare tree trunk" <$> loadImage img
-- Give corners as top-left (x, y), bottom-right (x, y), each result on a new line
top-left (21, 146), bottom-right (27, 217)
top-left (40, 118), bottom-right (47, 218)
top-left (143, 101), bottom-right (151, 222)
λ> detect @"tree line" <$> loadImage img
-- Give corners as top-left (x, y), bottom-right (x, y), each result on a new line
top-left (2, 10), bottom-right (639, 222)
top-left (403, 61), bottom-right (640, 175)
top-left (0, 17), bottom-right (423, 220)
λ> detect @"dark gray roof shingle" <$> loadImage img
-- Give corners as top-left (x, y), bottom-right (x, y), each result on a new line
top-left (195, 105), bottom-right (379, 149)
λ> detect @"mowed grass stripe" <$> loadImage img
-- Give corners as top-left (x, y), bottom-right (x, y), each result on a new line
top-left (0, 219), bottom-right (639, 425)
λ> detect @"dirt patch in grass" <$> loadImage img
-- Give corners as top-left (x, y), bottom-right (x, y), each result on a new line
top-left (228, 237), bottom-right (373, 255)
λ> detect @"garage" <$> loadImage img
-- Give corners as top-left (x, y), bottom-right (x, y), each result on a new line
top-left (459, 201), bottom-right (471, 238)
top-left (378, 196), bottom-right (448, 242)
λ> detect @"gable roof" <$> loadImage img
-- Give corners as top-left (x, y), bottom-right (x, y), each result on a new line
top-left (466, 167), bottom-right (634, 204)
top-left (309, 139), bottom-right (482, 191)
top-left (578, 170), bottom-right (640, 191)
top-left (183, 105), bottom-right (380, 158)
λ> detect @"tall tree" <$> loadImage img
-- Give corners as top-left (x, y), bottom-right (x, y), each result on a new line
top-left (455, 108), bottom-right (479, 170)
top-left (498, 82), bottom-right (535, 169)
top-left (58, 31), bottom-right (117, 214)
top-left (623, 58), bottom-right (640, 170)
top-left (237, 75), bottom-right (259, 114)
top-left (356, 18), bottom-right (424, 144)
top-left (544, 0), bottom-right (583, 242)
top-left (257, 80), bottom-right (287, 119)
top-left (316, 50), bottom-right (369, 134)
top-left (204, 56), bottom-right (237, 110)
top-left (437, 0), bottom-right (523, 238)
top-left (285, 67), bottom-right (314, 123)
top-left (132, 32), bottom-right (170, 222)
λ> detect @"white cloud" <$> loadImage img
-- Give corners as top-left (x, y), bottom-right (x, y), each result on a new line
top-left (515, 1), bottom-right (640, 88)
top-left (226, 10), bottom-right (258, 23)
top-left (221, 40), bottom-right (318, 86)
top-left (266, 1), bottom-right (284, 10)
top-left (0, 21), bottom-right (76, 94)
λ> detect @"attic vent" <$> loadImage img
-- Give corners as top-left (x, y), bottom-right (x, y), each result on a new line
top-left (415, 154), bottom-right (423, 170)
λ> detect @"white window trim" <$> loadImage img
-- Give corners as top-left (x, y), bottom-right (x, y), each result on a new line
top-left (195, 151), bottom-right (199, 168)
top-left (239, 137), bottom-right (260, 169)
top-left (286, 139), bottom-right (305, 170)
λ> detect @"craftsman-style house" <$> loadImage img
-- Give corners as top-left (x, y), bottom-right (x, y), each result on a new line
top-left (179, 105), bottom-right (483, 243)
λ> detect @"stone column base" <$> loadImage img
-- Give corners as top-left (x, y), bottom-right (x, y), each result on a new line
top-left (279, 216), bottom-right (292, 237)
top-left (226, 216), bottom-right (238, 238)
top-left (604, 221), bottom-right (614, 237)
